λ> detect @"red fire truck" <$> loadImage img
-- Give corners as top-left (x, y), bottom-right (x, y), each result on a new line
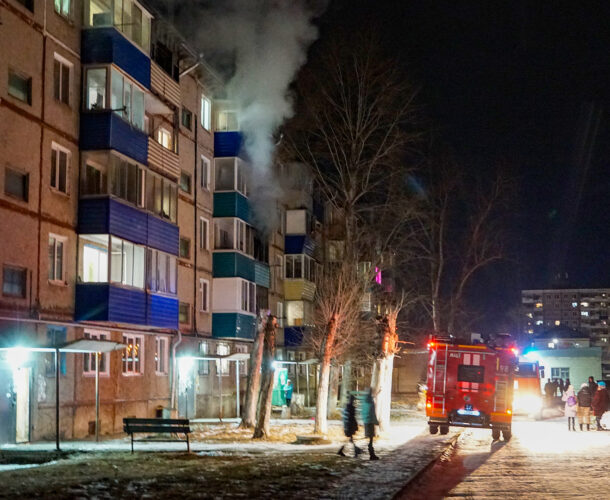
top-left (425, 337), bottom-right (518, 440)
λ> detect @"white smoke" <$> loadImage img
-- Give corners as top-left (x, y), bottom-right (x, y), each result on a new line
top-left (170, 0), bottom-right (325, 233)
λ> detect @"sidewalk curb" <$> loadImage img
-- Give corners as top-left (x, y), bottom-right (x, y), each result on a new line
top-left (392, 432), bottom-right (461, 499)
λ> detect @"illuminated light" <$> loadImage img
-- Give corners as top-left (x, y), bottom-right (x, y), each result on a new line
top-left (506, 409), bottom-right (512, 415)
top-left (511, 348), bottom-right (519, 356)
top-left (554, 320), bottom-right (560, 326)
top-left (535, 302), bottom-right (543, 308)
top-left (426, 402), bottom-right (432, 408)
top-left (553, 338), bottom-right (558, 344)
top-left (457, 409), bottom-right (481, 416)
top-left (8, 347), bottom-right (29, 371)
top-left (428, 341), bottom-right (435, 349)
top-left (513, 394), bottom-right (542, 413)
top-left (178, 356), bottom-right (194, 375)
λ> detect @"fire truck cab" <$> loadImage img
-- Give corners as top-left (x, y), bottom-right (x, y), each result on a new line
top-left (426, 337), bottom-right (518, 440)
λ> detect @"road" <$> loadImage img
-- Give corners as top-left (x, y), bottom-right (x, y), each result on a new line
top-left (399, 417), bottom-right (610, 499)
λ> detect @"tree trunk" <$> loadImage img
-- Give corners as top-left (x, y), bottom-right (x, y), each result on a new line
top-left (327, 364), bottom-right (340, 418)
top-left (240, 314), bottom-right (266, 429)
top-left (340, 360), bottom-right (353, 408)
top-left (371, 354), bottom-right (395, 433)
top-left (253, 317), bottom-right (277, 439)
top-left (314, 316), bottom-right (337, 435)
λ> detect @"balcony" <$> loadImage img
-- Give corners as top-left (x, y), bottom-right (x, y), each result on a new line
top-left (284, 235), bottom-right (316, 256)
top-left (284, 279), bottom-right (316, 301)
top-left (78, 197), bottom-right (179, 255)
top-left (254, 261), bottom-right (270, 289)
top-left (80, 112), bottom-right (148, 165)
top-left (214, 131), bottom-right (243, 158)
top-left (213, 252), bottom-right (255, 281)
top-left (213, 192), bottom-right (250, 222)
top-left (82, 28), bottom-right (151, 89)
top-left (150, 61), bottom-right (180, 109)
top-left (212, 313), bottom-right (256, 340)
top-left (148, 137), bottom-right (180, 181)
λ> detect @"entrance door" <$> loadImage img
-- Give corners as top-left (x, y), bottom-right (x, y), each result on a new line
top-left (0, 366), bottom-right (17, 444)
top-left (14, 367), bottom-right (30, 443)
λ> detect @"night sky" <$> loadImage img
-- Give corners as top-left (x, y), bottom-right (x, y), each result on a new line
top-left (322, 1), bottom-right (610, 328)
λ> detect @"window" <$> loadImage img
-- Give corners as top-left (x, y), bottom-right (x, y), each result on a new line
top-left (551, 367), bottom-right (570, 380)
top-left (181, 108), bottom-right (192, 130)
top-left (146, 249), bottom-right (177, 294)
top-left (145, 171), bottom-right (177, 222)
top-left (275, 255), bottom-right (283, 292)
top-left (155, 336), bottom-right (169, 374)
top-left (53, 55), bottom-right (71, 105)
top-left (200, 156), bottom-right (210, 190)
top-left (235, 344), bottom-right (248, 376)
top-left (199, 278), bottom-right (209, 312)
top-left (54, 0), bottom-right (71, 17)
top-left (457, 365), bottom-right (485, 383)
top-left (5, 168), bottom-right (29, 202)
top-left (110, 156), bottom-right (144, 207)
top-left (110, 236), bottom-right (145, 288)
top-left (179, 237), bottom-right (190, 259)
top-left (8, 70), bottom-right (31, 104)
top-left (86, 0), bottom-right (151, 52)
top-left (214, 219), bottom-right (254, 255)
top-left (110, 68), bottom-right (145, 131)
top-left (201, 95), bottom-right (211, 130)
top-left (16, 0), bottom-right (34, 11)
top-left (179, 172), bottom-right (191, 193)
top-left (157, 126), bottom-right (174, 151)
top-left (285, 255), bottom-right (314, 280)
top-left (277, 301), bottom-right (284, 327)
top-left (3, 265), bottom-right (27, 298)
top-left (50, 143), bottom-right (70, 194)
top-left (199, 217), bottom-right (209, 250)
top-left (122, 334), bottom-right (144, 375)
top-left (198, 341), bottom-right (209, 375)
top-left (179, 302), bottom-right (190, 324)
top-left (79, 235), bottom-right (109, 283)
top-left (83, 330), bottom-right (109, 376)
top-left (82, 163), bottom-right (107, 195)
top-left (240, 280), bottom-right (256, 314)
top-left (217, 110), bottom-right (238, 131)
top-left (48, 235), bottom-right (66, 283)
top-left (45, 327), bottom-right (67, 376)
top-left (85, 67), bottom-right (107, 110)
top-left (217, 342), bottom-right (229, 376)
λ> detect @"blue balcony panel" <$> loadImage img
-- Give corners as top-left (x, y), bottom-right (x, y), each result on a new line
top-left (253, 261), bottom-right (270, 289)
top-left (82, 28), bottom-right (151, 88)
top-left (78, 198), bottom-right (178, 255)
top-left (212, 313), bottom-right (256, 340)
top-left (213, 192), bottom-right (250, 222)
top-left (214, 131), bottom-right (243, 158)
top-left (284, 326), bottom-right (305, 347)
top-left (76, 283), bottom-right (146, 325)
top-left (80, 112), bottom-right (148, 165)
top-left (284, 235), bottom-right (316, 256)
top-left (213, 252), bottom-right (255, 281)
top-left (147, 293), bottom-right (178, 329)
top-left (147, 214), bottom-right (179, 255)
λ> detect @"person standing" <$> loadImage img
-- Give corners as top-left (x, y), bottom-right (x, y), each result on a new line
top-left (588, 376), bottom-right (598, 396)
top-left (592, 381), bottom-right (609, 430)
top-left (558, 378), bottom-right (564, 397)
top-left (337, 394), bottom-right (361, 457)
top-left (576, 383), bottom-right (592, 431)
top-left (562, 384), bottom-right (577, 431)
top-left (361, 388), bottom-right (380, 460)
top-left (283, 379), bottom-right (293, 409)
top-left (544, 379), bottom-right (554, 407)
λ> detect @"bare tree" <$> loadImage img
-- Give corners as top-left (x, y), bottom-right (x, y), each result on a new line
top-left (240, 311), bottom-right (267, 429)
top-left (253, 316), bottom-right (278, 439)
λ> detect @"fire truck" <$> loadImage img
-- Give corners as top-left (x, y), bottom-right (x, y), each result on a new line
top-left (513, 359), bottom-right (543, 418)
top-left (425, 336), bottom-right (518, 440)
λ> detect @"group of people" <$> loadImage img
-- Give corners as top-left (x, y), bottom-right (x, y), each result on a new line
top-left (338, 388), bottom-right (380, 460)
top-left (562, 376), bottom-right (609, 431)
top-left (544, 377), bottom-right (571, 400)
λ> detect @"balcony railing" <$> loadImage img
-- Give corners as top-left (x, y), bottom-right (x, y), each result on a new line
top-left (151, 61), bottom-right (181, 109)
top-left (148, 137), bottom-right (180, 181)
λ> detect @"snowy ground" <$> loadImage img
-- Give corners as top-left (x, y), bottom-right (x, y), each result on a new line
top-left (400, 417), bottom-right (610, 499)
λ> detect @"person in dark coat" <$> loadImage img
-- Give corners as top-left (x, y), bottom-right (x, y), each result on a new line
top-left (544, 379), bottom-right (555, 407)
top-left (338, 394), bottom-right (361, 457)
top-left (577, 383), bottom-right (592, 431)
top-left (361, 388), bottom-right (380, 460)
top-left (592, 381), bottom-right (609, 430)
top-left (588, 376), bottom-right (598, 396)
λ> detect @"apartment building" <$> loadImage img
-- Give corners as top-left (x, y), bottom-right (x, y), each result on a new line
top-left (521, 288), bottom-right (610, 378)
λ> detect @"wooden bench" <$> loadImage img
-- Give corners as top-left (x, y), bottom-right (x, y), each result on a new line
top-left (123, 418), bottom-right (191, 453)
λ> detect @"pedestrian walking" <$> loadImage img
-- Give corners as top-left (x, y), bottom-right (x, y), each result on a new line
top-left (283, 379), bottom-right (293, 409)
top-left (592, 381), bottom-right (609, 430)
top-left (361, 388), bottom-right (380, 460)
top-left (562, 384), bottom-right (577, 431)
top-left (337, 394), bottom-right (362, 457)
top-left (576, 383), bottom-right (592, 431)
top-left (588, 376), bottom-right (598, 396)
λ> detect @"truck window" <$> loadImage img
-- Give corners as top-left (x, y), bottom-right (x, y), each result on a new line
top-left (458, 365), bottom-right (485, 383)
top-left (516, 362), bottom-right (537, 378)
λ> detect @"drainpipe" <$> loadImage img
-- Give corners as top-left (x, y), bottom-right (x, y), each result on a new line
top-left (170, 330), bottom-right (182, 411)
top-left (193, 111), bottom-right (199, 335)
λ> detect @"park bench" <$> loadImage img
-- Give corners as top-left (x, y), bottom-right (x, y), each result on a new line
top-left (123, 418), bottom-right (191, 453)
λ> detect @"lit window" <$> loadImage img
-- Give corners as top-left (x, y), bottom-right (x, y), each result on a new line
top-left (572, 302), bottom-right (578, 307)
top-left (526, 313), bottom-right (533, 318)
top-left (109, 236), bottom-right (145, 289)
top-left (83, 330), bottom-right (109, 375)
top-left (198, 341), bottom-right (209, 375)
top-left (199, 278), bottom-right (209, 312)
top-left (554, 320), bottom-right (560, 326)
top-left (581, 302), bottom-right (590, 307)
top-left (200, 156), bottom-right (210, 190)
top-left (86, 0), bottom-right (151, 52)
top-left (201, 95), bottom-right (211, 130)
top-left (8, 70), bottom-right (32, 104)
top-left (157, 127), bottom-right (174, 151)
top-left (146, 248), bottom-right (177, 295)
top-left (535, 302), bottom-right (543, 308)
top-left (110, 68), bottom-right (145, 131)
top-left (85, 67), bottom-right (107, 110)
top-left (217, 110), bottom-right (238, 131)
top-left (122, 334), bottom-right (144, 375)
top-left (48, 235), bottom-right (66, 283)
top-left (179, 302), bottom-right (190, 324)
top-left (50, 143), bottom-right (70, 194)
top-left (582, 311), bottom-right (589, 317)
top-left (199, 217), bottom-right (209, 250)
top-left (216, 343), bottom-right (230, 376)
top-left (53, 55), bottom-right (71, 104)
top-left (54, 0), bottom-right (71, 17)
top-left (155, 336), bottom-right (169, 375)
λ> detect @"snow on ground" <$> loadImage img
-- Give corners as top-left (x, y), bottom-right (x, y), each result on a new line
top-left (401, 417), bottom-right (610, 499)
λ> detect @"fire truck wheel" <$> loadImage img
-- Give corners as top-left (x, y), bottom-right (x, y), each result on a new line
top-left (491, 428), bottom-right (501, 440)
top-left (502, 429), bottom-right (512, 441)
top-left (439, 425), bottom-right (449, 435)
top-left (429, 424), bottom-right (439, 434)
